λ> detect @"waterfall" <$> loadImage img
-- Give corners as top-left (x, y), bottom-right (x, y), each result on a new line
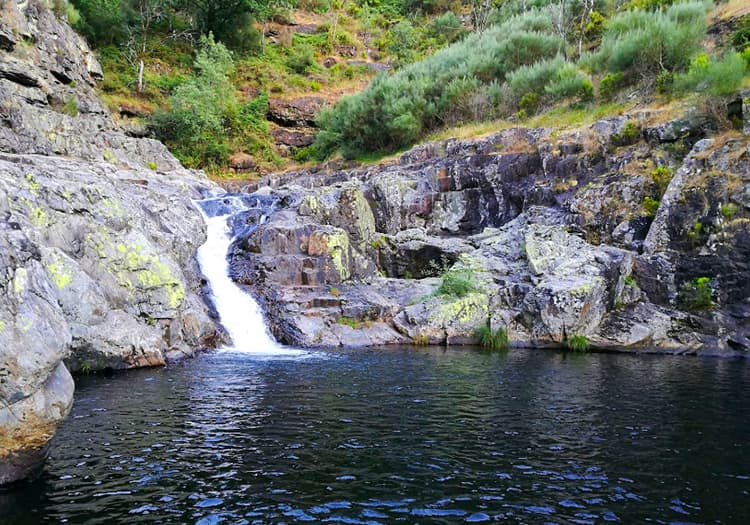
top-left (195, 194), bottom-right (296, 355)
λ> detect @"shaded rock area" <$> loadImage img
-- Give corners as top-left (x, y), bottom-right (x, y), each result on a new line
top-left (232, 113), bottom-right (749, 355)
top-left (0, 1), bottom-right (222, 485)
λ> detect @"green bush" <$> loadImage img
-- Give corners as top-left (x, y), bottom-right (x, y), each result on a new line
top-left (655, 70), bottom-right (674, 93)
top-left (315, 9), bottom-right (563, 156)
top-left (286, 44), bottom-right (319, 74)
top-left (544, 64), bottom-right (593, 101)
top-left (651, 165), bottom-right (674, 196)
top-left (588, 2), bottom-right (708, 78)
top-left (436, 269), bottom-right (477, 297)
top-left (476, 324), bottom-right (509, 350)
top-left (731, 15), bottom-right (750, 51)
top-left (519, 92), bottom-right (541, 114)
top-left (720, 203), bottom-right (738, 219)
top-left (565, 334), bottom-right (590, 352)
top-left (428, 11), bottom-right (466, 44)
top-left (643, 196), bottom-right (660, 217)
top-left (152, 35), bottom-right (237, 167)
top-left (63, 96), bottom-right (79, 117)
top-left (678, 276), bottom-right (713, 310)
top-left (674, 52), bottom-right (747, 97)
top-left (611, 120), bottom-right (641, 145)
top-left (599, 72), bottom-right (625, 100)
top-left (507, 55), bottom-right (566, 98)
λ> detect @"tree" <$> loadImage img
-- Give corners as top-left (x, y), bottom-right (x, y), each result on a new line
top-left (176, 0), bottom-right (269, 50)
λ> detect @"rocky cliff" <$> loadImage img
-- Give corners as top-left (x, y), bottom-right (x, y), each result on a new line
top-left (231, 109), bottom-right (750, 355)
top-left (0, 1), bottom-right (221, 485)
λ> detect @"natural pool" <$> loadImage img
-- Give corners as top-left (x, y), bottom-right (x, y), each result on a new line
top-left (2, 348), bottom-right (749, 524)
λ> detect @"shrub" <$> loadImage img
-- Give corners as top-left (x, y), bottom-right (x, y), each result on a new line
top-left (566, 334), bottom-right (590, 352)
top-left (63, 96), bottom-right (79, 117)
top-left (588, 2), bottom-right (708, 78)
top-left (286, 44), bottom-right (318, 74)
top-left (429, 11), bottom-right (466, 44)
top-left (674, 52), bottom-right (747, 97)
top-left (678, 276), bottom-right (713, 310)
top-left (519, 92), bottom-right (541, 114)
top-left (731, 15), bottom-right (750, 51)
top-left (314, 9), bottom-right (563, 157)
top-left (720, 203), bottom-right (738, 219)
top-left (544, 64), bottom-right (593, 101)
top-left (436, 269), bottom-right (476, 297)
top-left (651, 165), bottom-right (674, 196)
top-left (507, 55), bottom-right (566, 98)
top-left (611, 120), bottom-right (641, 145)
top-left (476, 324), bottom-right (509, 350)
top-left (655, 70), bottom-right (674, 94)
top-left (599, 72), bottom-right (625, 100)
top-left (643, 196), bottom-right (660, 217)
top-left (152, 35), bottom-right (237, 167)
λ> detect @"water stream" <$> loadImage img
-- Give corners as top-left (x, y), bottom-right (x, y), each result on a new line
top-left (194, 194), bottom-right (296, 355)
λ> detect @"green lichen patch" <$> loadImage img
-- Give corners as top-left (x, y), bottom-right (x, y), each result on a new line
top-left (45, 256), bottom-right (73, 290)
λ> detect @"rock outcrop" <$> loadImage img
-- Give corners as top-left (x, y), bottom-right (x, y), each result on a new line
top-left (0, 1), bottom-right (221, 485)
top-left (231, 110), bottom-right (749, 355)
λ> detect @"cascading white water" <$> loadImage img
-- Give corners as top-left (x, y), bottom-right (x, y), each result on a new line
top-left (195, 195), bottom-right (299, 355)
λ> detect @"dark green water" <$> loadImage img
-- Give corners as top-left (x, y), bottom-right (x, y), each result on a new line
top-left (2, 348), bottom-right (749, 524)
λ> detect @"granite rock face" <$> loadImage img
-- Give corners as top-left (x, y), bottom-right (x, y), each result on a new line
top-left (0, 1), bottom-right (222, 485)
top-left (231, 109), bottom-right (749, 355)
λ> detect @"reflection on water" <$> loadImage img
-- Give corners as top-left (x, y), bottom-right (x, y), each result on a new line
top-left (3, 348), bottom-right (749, 524)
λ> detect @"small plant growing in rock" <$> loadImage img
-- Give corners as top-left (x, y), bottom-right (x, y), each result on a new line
top-left (336, 316), bottom-right (360, 329)
top-left (147, 162), bottom-right (158, 170)
top-left (643, 196), bottom-right (660, 218)
top-left (611, 121), bottom-right (640, 146)
top-left (565, 334), bottom-right (590, 352)
top-left (476, 324), bottom-right (509, 350)
top-left (678, 277), bottom-right (714, 311)
top-left (329, 287), bottom-right (341, 297)
top-left (720, 203), bottom-right (738, 219)
top-left (624, 275), bottom-right (639, 288)
top-left (414, 333), bottom-right (429, 346)
top-left (63, 96), bottom-right (79, 117)
top-left (437, 269), bottom-right (477, 298)
top-left (651, 166), bottom-right (674, 197)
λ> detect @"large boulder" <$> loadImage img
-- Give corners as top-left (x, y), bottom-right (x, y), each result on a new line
top-left (0, 1), bottom-right (224, 485)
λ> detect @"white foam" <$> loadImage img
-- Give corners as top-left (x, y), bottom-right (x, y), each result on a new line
top-left (196, 206), bottom-right (302, 356)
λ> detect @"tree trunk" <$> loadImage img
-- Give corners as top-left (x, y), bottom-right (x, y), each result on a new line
top-left (137, 59), bottom-right (144, 93)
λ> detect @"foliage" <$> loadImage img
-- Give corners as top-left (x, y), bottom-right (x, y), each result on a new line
top-left (732, 15), bottom-right (750, 51)
top-left (507, 55), bottom-right (566, 99)
top-left (678, 276), bottom-right (713, 310)
top-left (673, 52), bottom-right (747, 97)
top-left (63, 96), bottom-right (79, 117)
top-left (476, 324), bottom-right (509, 350)
top-left (651, 165), bottom-right (674, 197)
top-left (565, 334), bottom-right (590, 352)
top-left (436, 269), bottom-right (477, 298)
top-left (611, 120), bottom-right (640, 145)
top-left (643, 196), bottom-right (660, 218)
top-left (599, 72), bottom-right (624, 100)
top-left (286, 44), bottom-right (319, 74)
top-left (587, 2), bottom-right (709, 78)
top-left (315, 9), bottom-right (565, 156)
top-left (720, 203), bottom-right (738, 219)
top-left (544, 63), bottom-right (593, 101)
top-left (152, 35), bottom-right (237, 167)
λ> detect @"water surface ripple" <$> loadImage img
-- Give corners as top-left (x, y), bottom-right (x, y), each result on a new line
top-left (3, 348), bottom-right (749, 524)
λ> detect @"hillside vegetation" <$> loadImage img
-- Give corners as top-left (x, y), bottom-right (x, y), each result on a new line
top-left (53, 0), bottom-right (750, 173)
top-left (312, 0), bottom-right (750, 158)
top-left (60, 0), bottom-right (474, 176)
